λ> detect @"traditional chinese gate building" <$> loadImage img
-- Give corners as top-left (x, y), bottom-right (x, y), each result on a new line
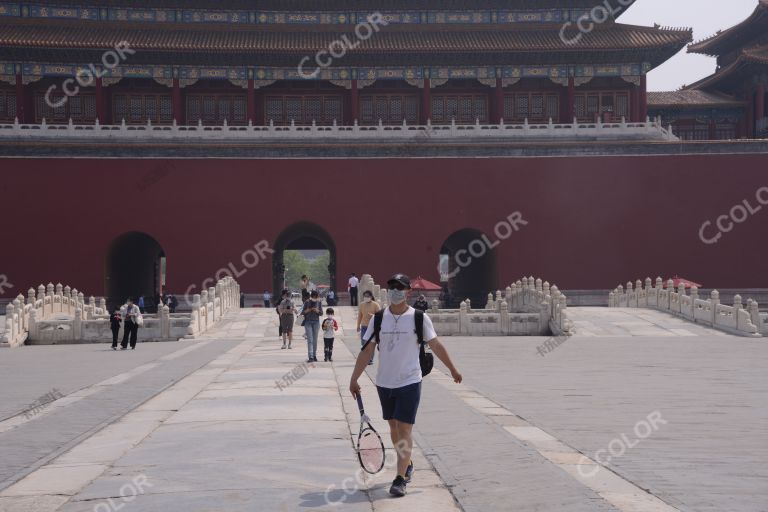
top-left (0, 0), bottom-right (767, 306)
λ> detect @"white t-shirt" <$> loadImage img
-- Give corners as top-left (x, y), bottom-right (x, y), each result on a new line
top-left (349, 276), bottom-right (359, 288)
top-left (362, 306), bottom-right (437, 389)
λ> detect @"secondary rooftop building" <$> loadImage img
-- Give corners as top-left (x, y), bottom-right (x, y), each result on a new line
top-left (648, 0), bottom-right (768, 139)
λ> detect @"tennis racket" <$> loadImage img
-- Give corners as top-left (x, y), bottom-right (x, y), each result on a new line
top-left (355, 394), bottom-right (385, 474)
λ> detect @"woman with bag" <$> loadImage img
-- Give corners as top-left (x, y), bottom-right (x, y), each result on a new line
top-left (301, 290), bottom-right (323, 363)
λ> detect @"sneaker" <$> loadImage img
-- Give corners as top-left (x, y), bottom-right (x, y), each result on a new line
top-left (389, 476), bottom-right (407, 497)
top-left (405, 461), bottom-right (414, 483)
top-left (112, 346), bottom-right (117, 351)
top-left (120, 347), bottom-right (127, 350)
top-left (307, 358), bottom-right (313, 363)
top-left (288, 344), bottom-right (292, 349)
top-left (281, 344), bottom-right (286, 349)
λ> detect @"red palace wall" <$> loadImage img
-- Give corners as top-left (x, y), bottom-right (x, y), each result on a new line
top-left (1, 153), bottom-right (767, 297)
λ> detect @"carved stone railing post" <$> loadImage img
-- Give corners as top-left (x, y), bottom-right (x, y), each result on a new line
top-left (160, 303), bottom-right (170, 339)
top-left (710, 290), bottom-right (720, 326)
top-left (459, 301), bottom-right (469, 335)
top-left (733, 294), bottom-right (744, 331)
top-left (74, 307), bottom-right (82, 340)
top-left (500, 300), bottom-right (509, 333)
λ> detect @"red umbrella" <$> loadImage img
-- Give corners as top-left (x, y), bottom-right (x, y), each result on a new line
top-left (315, 284), bottom-right (330, 288)
top-left (668, 276), bottom-right (702, 289)
top-left (410, 276), bottom-right (442, 291)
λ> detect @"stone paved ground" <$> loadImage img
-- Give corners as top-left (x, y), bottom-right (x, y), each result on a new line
top-left (0, 307), bottom-right (765, 512)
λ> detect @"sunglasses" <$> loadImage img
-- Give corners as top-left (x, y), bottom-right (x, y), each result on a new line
top-left (387, 283), bottom-right (406, 291)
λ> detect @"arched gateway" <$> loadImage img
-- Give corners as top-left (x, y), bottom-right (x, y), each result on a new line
top-left (105, 232), bottom-right (165, 311)
top-left (439, 229), bottom-right (498, 308)
top-left (272, 222), bottom-right (336, 297)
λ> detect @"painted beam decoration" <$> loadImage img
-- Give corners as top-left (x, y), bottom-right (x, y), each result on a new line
top-left (4, 62), bottom-right (650, 87)
top-left (0, 3), bottom-right (606, 26)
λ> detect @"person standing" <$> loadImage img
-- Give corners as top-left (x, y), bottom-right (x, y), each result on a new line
top-left (348, 273), bottom-right (359, 306)
top-left (240, 292), bottom-right (246, 308)
top-left (413, 294), bottom-right (430, 312)
top-left (321, 308), bottom-right (338, 362)
top-left (120, 298), bottom-right (140, 350)
top-left (263, 290), bottom-right (272, 308)
top-left (326, 289), bottom-right (336, 306)
top-left (170, 294), bottom-right (178, 313)
top-left (137, 295), bottom-right (145, 314)
top-left (301, 290), bottom-right (322, 363)
top-left (300, 275), bottom-right (310, 303)
top-left (276, 289), bottom-right (286, 341)
top-left (350, 274), bottom-right (462, 497)
top-left (357, 290), bottom-right (381, 365)
top-left (110, 308), bottom-right (122, 350)
top-left (279, 290), bottom-right (295, 350)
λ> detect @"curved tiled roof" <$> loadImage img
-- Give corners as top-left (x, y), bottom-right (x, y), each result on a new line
top-left (688, 0), bottom-right (768, 56)
top-left (686, 44), bottom-right (768, 90)
top-left (0, 21), bottom-right (692, 54)
top-left (647, 90), bottom-right (745, 107)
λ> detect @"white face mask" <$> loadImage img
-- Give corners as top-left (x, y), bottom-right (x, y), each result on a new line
top-left (388, 289), bottom-right (407, 305)
top-left (364, 297), bottom-right (372, 303)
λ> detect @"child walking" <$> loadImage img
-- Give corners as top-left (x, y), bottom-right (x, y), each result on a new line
top-left (110, 308), bottom-right (122, 350)
top-left (321, 308), bottom-right (339, 362)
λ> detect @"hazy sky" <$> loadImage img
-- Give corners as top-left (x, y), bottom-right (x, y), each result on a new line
top-left (619, 0), bottom-right (757, 91)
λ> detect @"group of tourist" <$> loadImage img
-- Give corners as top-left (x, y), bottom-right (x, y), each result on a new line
top-left (275, 288), bottom-right (338, 362)
top-left (108, 293), bottom-right (178, 351)
top-left (135, 294), bottom-right (178, 313)
top-left (110, 297), bottom-right (142, 350)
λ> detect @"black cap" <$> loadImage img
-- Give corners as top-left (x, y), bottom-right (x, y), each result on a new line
top-left (387, 273), bottom-right (411, 289)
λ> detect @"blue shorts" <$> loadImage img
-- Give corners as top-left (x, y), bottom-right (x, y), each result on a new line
top-left (376, 382), bottom-right (422, 425)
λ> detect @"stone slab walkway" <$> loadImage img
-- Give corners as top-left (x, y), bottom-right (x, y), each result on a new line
top-left (568, 307), bottom-right (729, 337)
top-left (1, 306), bottom-right (765, 512)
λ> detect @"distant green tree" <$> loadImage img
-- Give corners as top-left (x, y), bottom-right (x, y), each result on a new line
top-left (282, 250), bottom-right (331, 292)
top-left (309, 252), bottom-right (331, 288)
top-left (283, 251), bottom-right (310, 291)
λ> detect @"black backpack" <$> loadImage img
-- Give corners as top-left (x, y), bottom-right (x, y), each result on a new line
top-left (372, 309), bottom-right (434, 377)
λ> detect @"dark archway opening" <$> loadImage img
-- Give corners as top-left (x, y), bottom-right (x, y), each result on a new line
top-left (105, 232), bottom-right (165, 312)
top-left (273, 222), bottom-right (336, 302)
top-left (439, 229), bottom-right (497, 308)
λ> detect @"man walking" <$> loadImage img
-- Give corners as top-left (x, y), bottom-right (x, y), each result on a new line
top-left (263, 290), bottom-right (272, 308)
top-left (348, 273), bottom-right (359, 306)
top-left (349, 274), bottom-right (462, 497)
top-left (120, 298), bottom-right (141, 350)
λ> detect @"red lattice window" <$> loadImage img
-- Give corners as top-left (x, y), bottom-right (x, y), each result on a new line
top-left (431, 95), bottom-right (488, 124)
top-left (573, 91), bottom-right (629, 122)
top-left (360, 94), bottom-right (419, 125)
top-left (265, 95), bottom-right (342, 125)
top-left (504, 93), bottom-right (559, 122)
top-left (186, 94), bottom-right (246, 125)
top-left (0, 90), bottom-right (17, 122)
top-left (673, 121), bottom-right (710, 141)
top-left (113, 93), bottom-right (172, 124)
top-left (35, 92), bottom-right (96, 123)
